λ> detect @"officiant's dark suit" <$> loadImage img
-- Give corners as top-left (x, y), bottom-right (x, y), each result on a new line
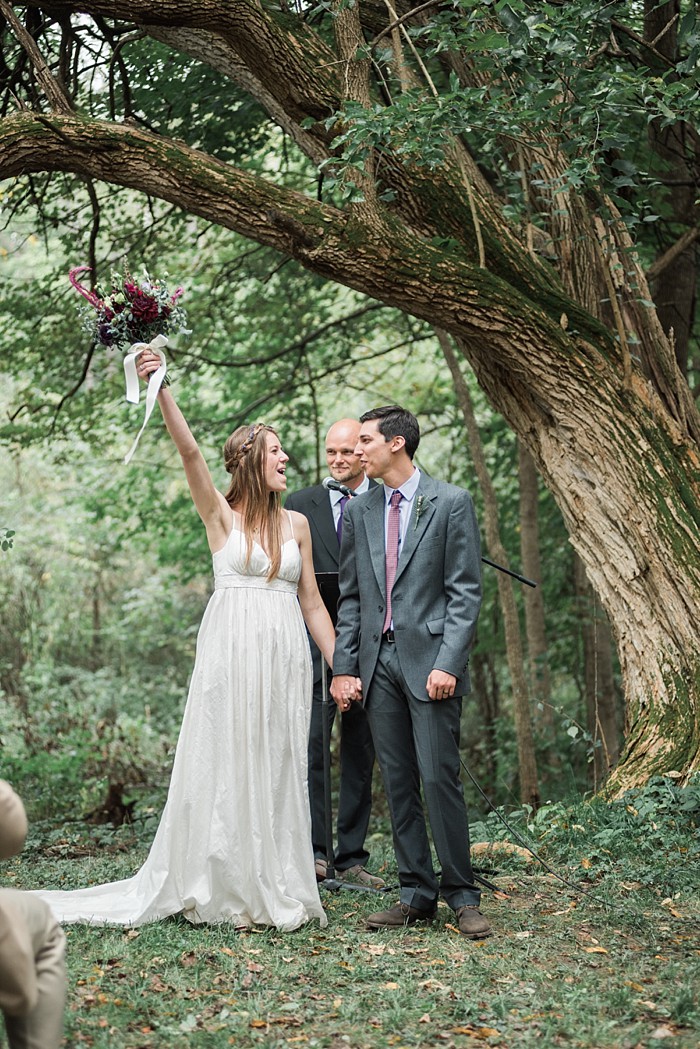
top-left (285, 424), bottom-right (379, 877)
top-left (332, 405), bottom-right (489, 936)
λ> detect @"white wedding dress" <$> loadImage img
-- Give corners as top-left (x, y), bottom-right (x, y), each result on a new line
top-left (34, 521), bottom-right (326, 931)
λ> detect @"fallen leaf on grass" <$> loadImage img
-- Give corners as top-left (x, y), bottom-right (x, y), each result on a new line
top-left (471, 841), bottom-right (532, 862)
top-left (552, 902), bottom-right (577, 915)
top-left (419, 1013), bottom-right (431, 1023)
top-left (263, 1016), bottom-right (303, 1027)
top-left (581, 946), bottom-right (608, 954)
top-left (451, 1026), bottom-right (500, 1038)
top-left (180, 951), bottom-right (197, 967)
top-left (247, 961), bottom-right (264, 973)
top-left (383, 982), bottom-right (400, 990)
top-left (625, 981), bottom-right (645, 993)
top-left (650, 1026), bottom-right (676, 1039)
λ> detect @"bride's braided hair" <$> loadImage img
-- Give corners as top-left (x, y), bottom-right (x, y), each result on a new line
top-left (223, 423), bottom-right (283, 581)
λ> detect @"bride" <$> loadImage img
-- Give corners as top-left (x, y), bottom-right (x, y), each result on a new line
top-left (34, 354), bottom-right (336, 931)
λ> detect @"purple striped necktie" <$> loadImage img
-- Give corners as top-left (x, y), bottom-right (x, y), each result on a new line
top-left (383, 489), bottom-right (402, 633)
top-left (336, 495), bottom-right (349, 543)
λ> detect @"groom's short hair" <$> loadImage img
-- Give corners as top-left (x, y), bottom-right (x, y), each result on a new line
top-left (360, 405), bottom-right (420, 460)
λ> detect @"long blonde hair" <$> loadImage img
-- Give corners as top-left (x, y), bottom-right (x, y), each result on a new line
top-left (223, 423), bottom-right (283, 581)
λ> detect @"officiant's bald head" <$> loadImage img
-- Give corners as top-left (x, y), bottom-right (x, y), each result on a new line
top-left (325, 419), bottom-right (364, 491)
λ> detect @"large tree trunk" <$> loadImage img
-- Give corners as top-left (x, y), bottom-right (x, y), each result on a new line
top-left (1, 1), bottom-right (699, 790)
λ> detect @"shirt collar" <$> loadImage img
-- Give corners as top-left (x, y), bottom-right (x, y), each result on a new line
top-left (384, 467), bottom-right (421, 504)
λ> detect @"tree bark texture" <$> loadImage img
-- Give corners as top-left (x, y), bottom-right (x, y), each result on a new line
top-left (1, 1), bottom-right (699, 790)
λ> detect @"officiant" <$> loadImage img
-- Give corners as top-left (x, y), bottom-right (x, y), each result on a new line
top-left (286, 419), bottom-right (383, 888)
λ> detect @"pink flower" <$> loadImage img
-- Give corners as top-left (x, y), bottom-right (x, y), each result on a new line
top-left (68, 266), bottom-right (101, 308)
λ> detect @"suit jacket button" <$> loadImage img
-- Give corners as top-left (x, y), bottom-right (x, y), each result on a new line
top-left (378, 606), bottom-right (384, 612)
top-left (373, 634), bottom-right (379, 642)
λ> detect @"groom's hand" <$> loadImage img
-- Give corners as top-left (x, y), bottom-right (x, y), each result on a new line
top-left (427, 669), bottom-right (456, 701)
top-left (331, 675), bottom-right (363, 710)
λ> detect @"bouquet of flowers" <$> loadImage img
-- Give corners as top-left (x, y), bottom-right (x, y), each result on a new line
top-left (69, 263), bottom-right (189, 464)
top-left (69, 264), bottom-right (189, 350)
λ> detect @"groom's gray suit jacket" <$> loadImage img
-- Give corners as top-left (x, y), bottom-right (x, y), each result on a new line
top-left (333, 473), bottom-right (482, 701)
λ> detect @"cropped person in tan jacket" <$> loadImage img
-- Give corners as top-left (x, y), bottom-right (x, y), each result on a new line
top-left (0, 781), bottom-right (66, 1049)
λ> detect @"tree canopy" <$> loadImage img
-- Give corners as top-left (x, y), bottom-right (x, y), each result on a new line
top-left (1, 0), bottom-right (699, 788)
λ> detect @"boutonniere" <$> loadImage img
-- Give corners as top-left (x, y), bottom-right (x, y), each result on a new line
top-left (414, 494), bottom-right (425, 530)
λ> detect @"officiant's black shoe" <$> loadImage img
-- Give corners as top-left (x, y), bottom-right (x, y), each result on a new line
top-left (456, 905), bottom-right (492, 939)
top-left (366, 902), bottom-right (436, 929)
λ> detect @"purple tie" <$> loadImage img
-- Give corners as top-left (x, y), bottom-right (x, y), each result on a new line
top-left (383, 490), bottom-right (402, 633)
top-left (336, 495), bottom-right (349, 544)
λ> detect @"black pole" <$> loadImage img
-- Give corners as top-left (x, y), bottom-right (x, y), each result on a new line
top-left (481, 556), bottom-right (537, 588)
top-left (320, 661), bottom-right (339, 884)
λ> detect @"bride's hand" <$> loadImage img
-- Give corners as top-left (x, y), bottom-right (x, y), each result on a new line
top-left (138, 351), bottom-right (160, 383)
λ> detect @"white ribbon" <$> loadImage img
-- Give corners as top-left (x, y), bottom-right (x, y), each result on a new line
top-left (122, 334), bottom-right (169, 465)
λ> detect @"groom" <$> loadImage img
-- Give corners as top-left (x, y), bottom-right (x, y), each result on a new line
top-left (330, 405), bottom-right (491, 938)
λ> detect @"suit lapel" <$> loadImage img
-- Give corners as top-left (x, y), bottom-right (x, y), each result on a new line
top-left (393, 474), bottom-right (437, 587)
top-left (361, 487), bottom-right (389, 595)
top-left (312, 488), bottom-right (340, 566)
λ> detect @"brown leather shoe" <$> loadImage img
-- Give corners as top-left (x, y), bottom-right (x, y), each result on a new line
top-left (366, 902), bottom-right (436, 929)
top-left (456, 905), bottom-right (492, 939)
top-left (337, 864), bottom-right (386, 889)
top-left (315, 859), bottom-right (328, 881)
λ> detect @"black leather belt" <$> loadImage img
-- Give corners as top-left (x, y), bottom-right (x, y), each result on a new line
top-left (383, 629), bottom-right (395, 644)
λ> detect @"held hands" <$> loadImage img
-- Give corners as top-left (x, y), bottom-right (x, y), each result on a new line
top-left (426, 669), bottom-right (457, 701)
top-left (330, 675), bottom-right (363, 711)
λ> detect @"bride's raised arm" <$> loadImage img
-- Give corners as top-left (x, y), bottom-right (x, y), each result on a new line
top-left (138, 353), bottom-right (231, 551)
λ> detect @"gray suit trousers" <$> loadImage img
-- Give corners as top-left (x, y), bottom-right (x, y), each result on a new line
top-left (365, 640), bottom-right (480, 911)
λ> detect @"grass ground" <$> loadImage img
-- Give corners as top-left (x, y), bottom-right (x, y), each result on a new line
top-left (4, 782), bottom-right (699, 1049)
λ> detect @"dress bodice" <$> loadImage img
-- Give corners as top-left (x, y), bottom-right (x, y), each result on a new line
top-left (212, 526), bottom-right (301, 594)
